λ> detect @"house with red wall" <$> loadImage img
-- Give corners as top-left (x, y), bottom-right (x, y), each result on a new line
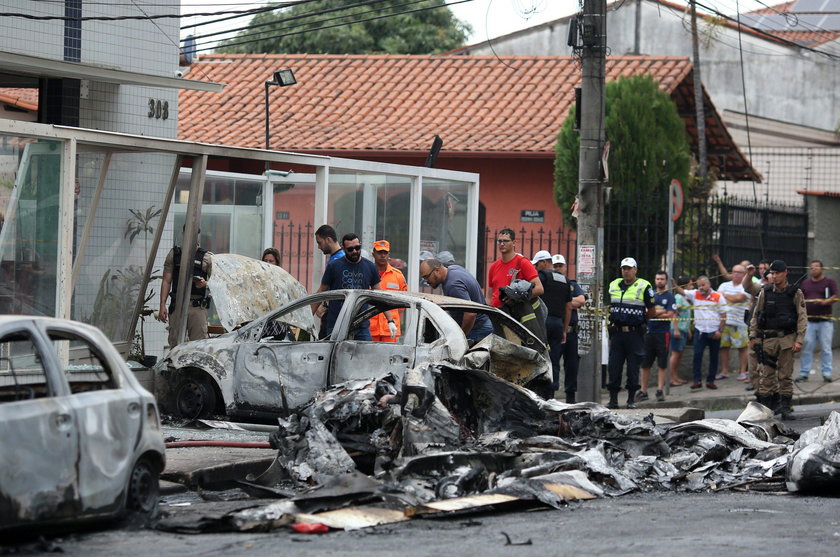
top-left (178, 54), bottom-right (756, 284)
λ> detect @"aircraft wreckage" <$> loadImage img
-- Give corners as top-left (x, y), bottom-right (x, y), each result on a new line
top-left (157, 363), bottom-right (840, 534)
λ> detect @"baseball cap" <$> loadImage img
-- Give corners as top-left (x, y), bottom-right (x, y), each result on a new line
top-left (437, 250), bottom-right (455, 265)
top-left (769, 260), bottom-right (787, 272)
top-left (372, 240), bottom-right (390, 252)
top-left (419, 250), bottom-right (435, 261)
top-left (620, 257), bottom-right (637, 268)
top-left (552, 254), bottom-right (566, 265)
top-left (531, 250), bottom-right (553, 265)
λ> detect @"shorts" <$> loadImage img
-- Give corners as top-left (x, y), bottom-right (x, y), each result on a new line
top-left (721, 324), bottom-right (748, 349)
top-left (642, 331), bottom-right (670, 369)
top-left (670, 332), bottom-right (687, 352)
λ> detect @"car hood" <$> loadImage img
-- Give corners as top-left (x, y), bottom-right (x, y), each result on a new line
top-left (208, 254), bottom-right (311, 332)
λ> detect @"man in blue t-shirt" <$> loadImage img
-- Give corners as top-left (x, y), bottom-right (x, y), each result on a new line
top-left (313, 233), bottom-right (383, 340)
top-left (638, 271), bottom-right (677, 403)
top-left (419, 257), bottom-right (493, 341)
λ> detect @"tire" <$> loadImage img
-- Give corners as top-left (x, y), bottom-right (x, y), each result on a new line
top-left (126, 458), bottom-right (159, 516)
top-left (174, 374), bottom-right (217, 419)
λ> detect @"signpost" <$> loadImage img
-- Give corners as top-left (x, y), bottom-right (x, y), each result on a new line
top-left (665, 179), bottom-right (683, 395)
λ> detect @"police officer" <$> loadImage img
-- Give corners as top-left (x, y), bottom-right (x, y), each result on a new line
top-left (554, 254), bottom-right (586, 404)
top-left (749, 260), bottom-right (807, 417)
top-left (606, 257), bottom-right (656, 409)
top-left (158, 231), bottom-right (213, 349)
top-left (532, 250), bottom-right (572, 400)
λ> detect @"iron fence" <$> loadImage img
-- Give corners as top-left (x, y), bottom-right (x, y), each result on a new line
top-left (481, 226), bottom-right (577, 289)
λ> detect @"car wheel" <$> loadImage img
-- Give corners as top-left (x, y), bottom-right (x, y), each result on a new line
top-left (174, 374), bottom-right (217, 419)
top-left (126, 458), bottom-right (159, 515)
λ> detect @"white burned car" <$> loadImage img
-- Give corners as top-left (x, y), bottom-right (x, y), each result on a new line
top-left (0, 317), bottom-right (165, 531)
top-left (159, 290), bottom-right (551, 420)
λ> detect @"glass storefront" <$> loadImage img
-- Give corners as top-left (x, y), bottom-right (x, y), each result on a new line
top-left (0, 136), bottom-right (62, 317)
top-left (0, 121), bottom-right (478, 358)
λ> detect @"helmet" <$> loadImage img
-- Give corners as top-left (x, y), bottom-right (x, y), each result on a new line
top-left (500, 279), bottom-right (533, 303)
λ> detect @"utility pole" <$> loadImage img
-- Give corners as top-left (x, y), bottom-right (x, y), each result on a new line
top-left (575, 0), bottom-right (607, 403)
top-left (690, 0), bottom-right (707, 192)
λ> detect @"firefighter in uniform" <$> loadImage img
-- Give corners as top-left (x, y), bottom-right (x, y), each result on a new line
top-left (748, 259), bottom-right (807, 417)
top-left (606, 257), bottom-right (656, 409)
top-left (158, 237), bottom-right (213, 349)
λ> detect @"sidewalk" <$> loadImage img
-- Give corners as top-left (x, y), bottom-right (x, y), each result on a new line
top-left (626, 345), bottom-right (840, 411)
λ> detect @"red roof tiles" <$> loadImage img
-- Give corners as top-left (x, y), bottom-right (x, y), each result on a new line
top-left (179, 54), bottom-right (694, 155)
top-left (0, 88), bottom-right (38, 111)
top-left (179, 54), bottom-right (757, 180)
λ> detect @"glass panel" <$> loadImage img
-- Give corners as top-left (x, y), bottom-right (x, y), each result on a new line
top-left (419, 178), bottom-right (470, 289)
top-left (0, 136), bottom-right (62, 316)
top-left (71, 151), bottom-right (177, 347)
top-left (273, 178), bottom-right (315, 287)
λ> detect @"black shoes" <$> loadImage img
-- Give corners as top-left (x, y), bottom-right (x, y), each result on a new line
top-left (655, 390), bottom-right (665, 402)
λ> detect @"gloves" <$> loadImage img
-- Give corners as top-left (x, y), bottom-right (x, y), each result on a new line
top-left (388, 321), bottom-right (398, 339)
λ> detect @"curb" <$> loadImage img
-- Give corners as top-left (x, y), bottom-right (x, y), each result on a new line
top-left (636, 392), bottom-right (839, 411)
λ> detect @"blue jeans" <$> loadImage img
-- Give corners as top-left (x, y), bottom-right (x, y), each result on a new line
top-left (693, 331), bottom-right (721, 383)
top-left (800, 320), bottom-right (834, 377)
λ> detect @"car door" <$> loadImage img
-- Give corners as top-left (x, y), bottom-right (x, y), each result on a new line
top-left (0, 322), bottom-right (81, 527)
top-left (44, 324), bottom-right (140, 514)
top-left (330, 295), bottom-right (416, 384)
top-left (234, 298), bottom-right (331, 413)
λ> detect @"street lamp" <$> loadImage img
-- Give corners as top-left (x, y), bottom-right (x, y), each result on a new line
top-left (264, 68), bottom-right (297, 171)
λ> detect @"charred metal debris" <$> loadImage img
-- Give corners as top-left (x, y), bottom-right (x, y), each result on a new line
top-left (158, 364), bottom-right (840, 533)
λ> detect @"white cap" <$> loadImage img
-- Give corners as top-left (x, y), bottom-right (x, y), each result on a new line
top-left (620, 257), bottom-right (637, 268)
top-left (552, 254), bottom-right (566, 265)
top-left (531, 250), bottom-right (553, 264)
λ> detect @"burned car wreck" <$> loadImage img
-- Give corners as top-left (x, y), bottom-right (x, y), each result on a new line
top-left (0, 317), bottom-right (165, 532)
top-left (157, 290), bottom-right (552, 420)
top-left (157, 361), bottom-right (840, 534)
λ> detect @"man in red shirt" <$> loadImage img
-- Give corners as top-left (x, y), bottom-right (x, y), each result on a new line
top-left (488, 228), bottom-right (543, 307)
top-left (370, 240), bottom-right (407, 342)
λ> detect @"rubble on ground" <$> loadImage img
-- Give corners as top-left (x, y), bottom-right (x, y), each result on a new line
top-left (157, 363), bottom-right (840, 533)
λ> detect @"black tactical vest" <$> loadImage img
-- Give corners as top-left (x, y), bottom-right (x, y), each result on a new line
top-left (758, 285), bottom-right (797, 332)
top-left (171, 246), bottom-right (208, 301)
top-left (538, 269), bottom-right (571, 319)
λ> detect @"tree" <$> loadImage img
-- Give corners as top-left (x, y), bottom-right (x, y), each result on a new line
top-left (216, 0), bottom-right (471, 55)
top-left (554, 74), bottom-right (692, 278)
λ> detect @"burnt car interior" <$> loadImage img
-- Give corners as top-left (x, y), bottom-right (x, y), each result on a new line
top-left (0, 332), bottom-right (48, 402)
top-left (50, 331), bottom-right (118, 393)
top-left (347, 300), bottom-right (412, 344)
top-left (0, 330), bottom-right (119, 403)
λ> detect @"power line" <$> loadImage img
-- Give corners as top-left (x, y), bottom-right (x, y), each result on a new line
top-left (188, 0), bottom-right (413, 42)
top-left (0, 3), bottom-right (295, 22)
top-left (191, 0), bottom-right (474, 53)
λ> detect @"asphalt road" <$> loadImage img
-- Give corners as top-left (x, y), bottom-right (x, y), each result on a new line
top-left (5, 404), bottom-right (840, 557)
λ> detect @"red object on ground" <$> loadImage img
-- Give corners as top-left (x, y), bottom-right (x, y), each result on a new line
top-left (291, 523), bottom-right (330, 534)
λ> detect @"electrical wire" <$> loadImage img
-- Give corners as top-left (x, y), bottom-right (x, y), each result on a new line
top-left (189, 0), bottom-right (434, 44)
top-left (190, 0), bottom-right (475, 53)
top-left (0, 2), bottom-right (297, 21)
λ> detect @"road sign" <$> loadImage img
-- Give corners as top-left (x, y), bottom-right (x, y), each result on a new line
top-left (670, 179), bottom-right (684, 221)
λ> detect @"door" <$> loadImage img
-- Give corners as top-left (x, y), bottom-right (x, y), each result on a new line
top-left (47, 326), bottom-right (139, 513)
top-left (0, 324), bottom-right (80, 526)
top-left (234, 302), bottom-right (330, 413)
top-left (330, 297), bottom-right (416, 383)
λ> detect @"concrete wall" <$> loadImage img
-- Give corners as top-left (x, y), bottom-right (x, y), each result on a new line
top-left (457, 0), bottom-right (840, 133)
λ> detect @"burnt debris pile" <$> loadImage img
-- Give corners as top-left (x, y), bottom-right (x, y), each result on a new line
top-left (159, 364), bottom-right (840, 533)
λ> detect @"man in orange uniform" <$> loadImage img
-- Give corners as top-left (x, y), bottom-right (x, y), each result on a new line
top-left (370, 240), bottom-right (407, 342)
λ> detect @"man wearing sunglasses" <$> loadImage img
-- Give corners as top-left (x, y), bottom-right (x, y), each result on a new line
top-left (313, 233), bottom-right (394, 340)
